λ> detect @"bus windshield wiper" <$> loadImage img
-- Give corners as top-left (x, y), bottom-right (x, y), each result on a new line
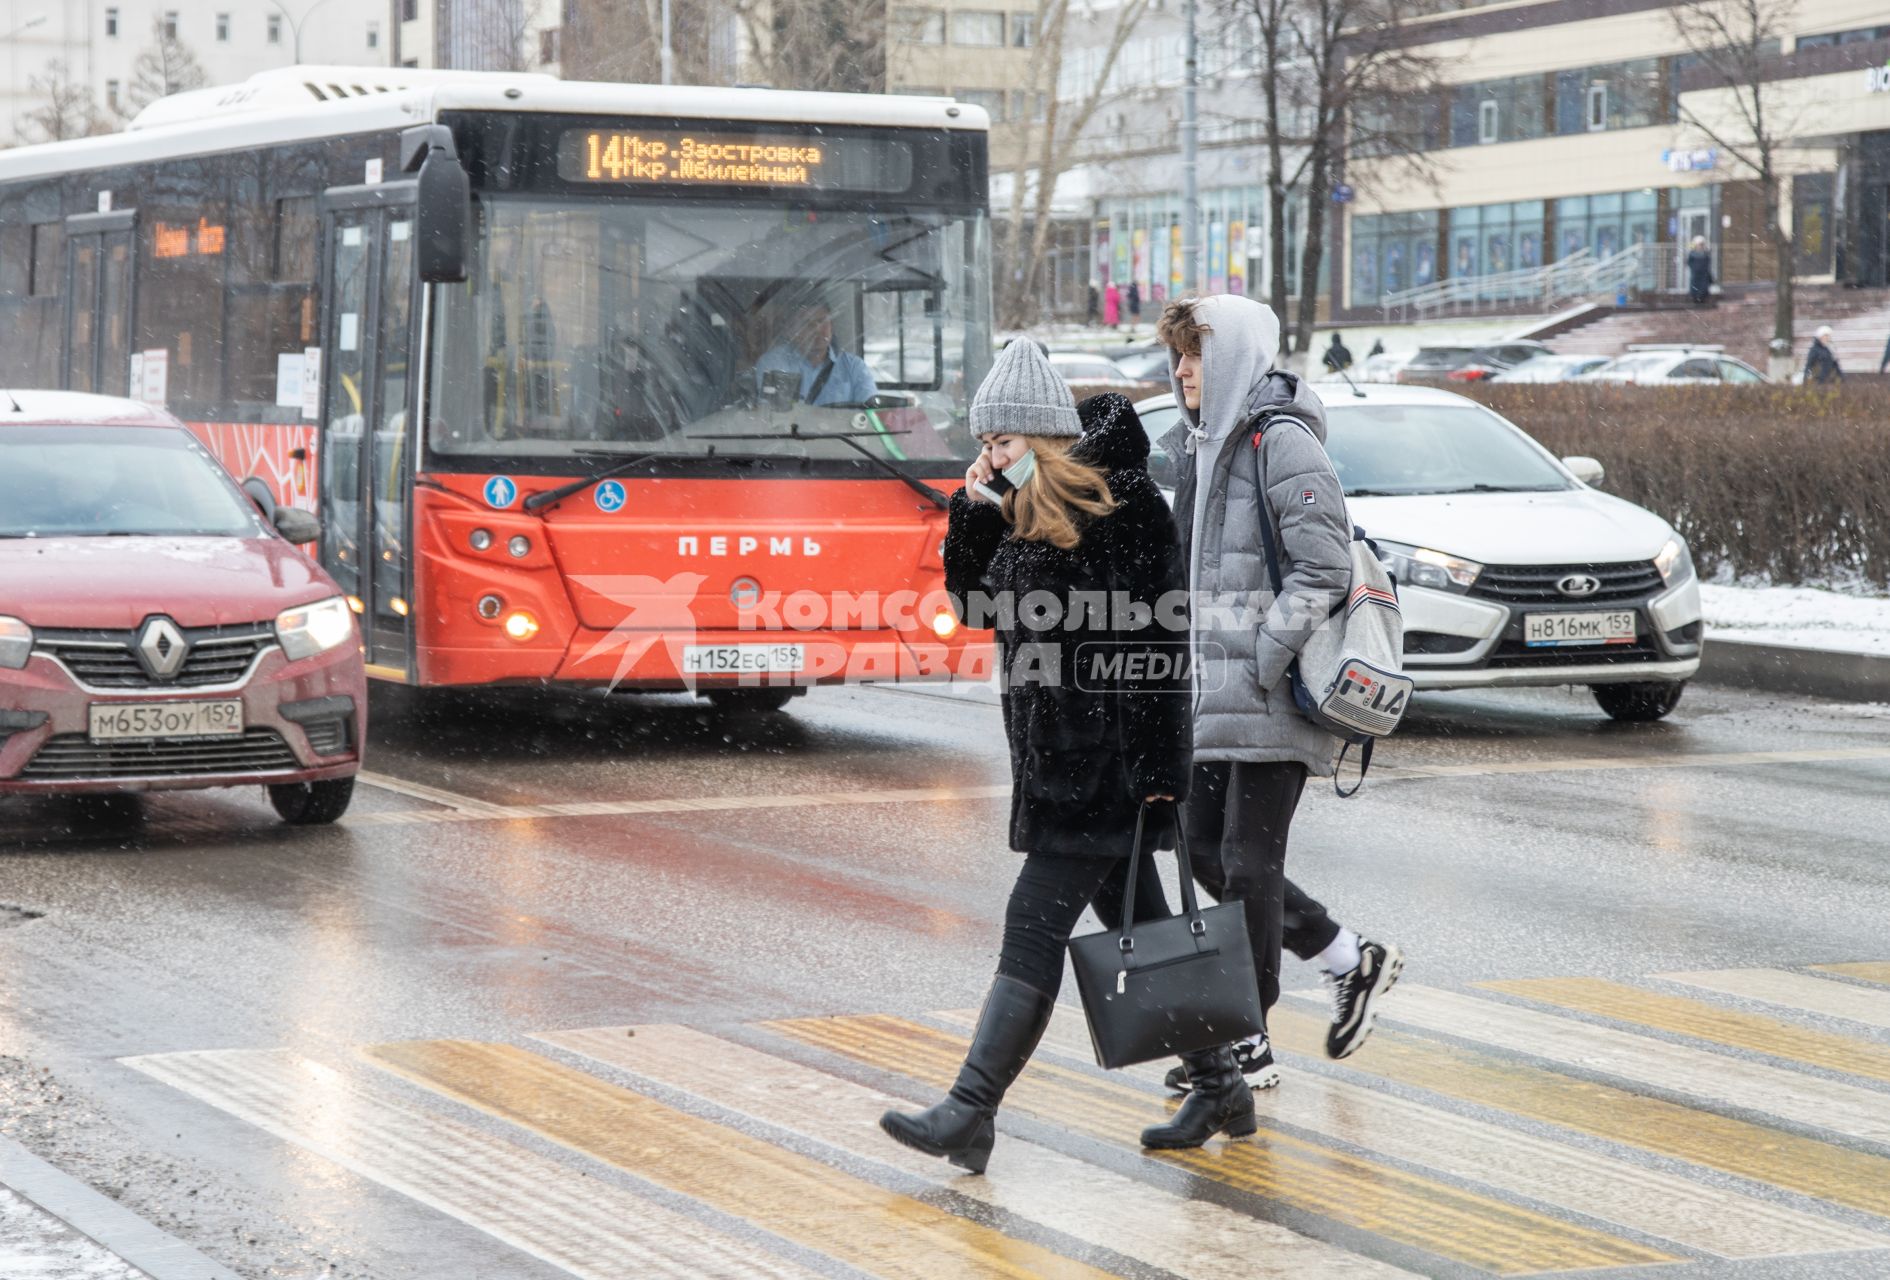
top-left (522, 449), bottom-right (661, 513)
top-left (693, 424), bottom-right (950, 510)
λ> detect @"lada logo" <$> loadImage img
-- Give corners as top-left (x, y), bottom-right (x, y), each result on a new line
top-left (1557, 573), bottom-right (1602, 598)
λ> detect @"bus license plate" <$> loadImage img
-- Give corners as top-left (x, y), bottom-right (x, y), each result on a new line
top-left (681, 644), bottom-right (806, 674)
top-left (89, 700), bottom-right (245, 741)
top-left (1524, 611), bottom-right (1637, 647)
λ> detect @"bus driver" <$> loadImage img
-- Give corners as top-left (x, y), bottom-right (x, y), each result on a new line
top-left (753, 299), bottom-right (878, 407)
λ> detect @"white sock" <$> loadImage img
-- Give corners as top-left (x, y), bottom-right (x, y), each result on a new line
top-left (1317, 928), bottom-right (1362, 976)
top-left (1239, 1031), bottom-right (1268, 1050)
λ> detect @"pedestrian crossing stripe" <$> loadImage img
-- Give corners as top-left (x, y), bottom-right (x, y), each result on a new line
top-left (1482, 976), bottom-right (1890, 1084)
top-left (118, 962), bottom-right (1890, 1280)
top-left (955, 1004), bottom-right (1889, 1261)
top-left (365, 1038), bottom-right (1115, 1280)
top-left (770, 1013), bottom-right (1677, 1275)
top-left (1814, 961), bottom-right (1890, 988)
top-left (1265, 1004), bottom-right (1890, 1220)
top-left (1661, 968), bottom-right (1890, 1031)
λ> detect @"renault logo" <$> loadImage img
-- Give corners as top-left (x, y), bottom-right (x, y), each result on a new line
top-left (1557, 573), bottom-right (1602, 599)
top-left (136, 617), bottom-right (189, 680)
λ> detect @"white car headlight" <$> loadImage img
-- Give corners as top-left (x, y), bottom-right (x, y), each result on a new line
top-left (0, 616), bottom-right (31, 670)
top-left (1377, 541), bottom-right (1482, 593)
top-left (276, 596), bottom-right (357, 662)
top-left (1654, 537), bottom-right (1695, 586)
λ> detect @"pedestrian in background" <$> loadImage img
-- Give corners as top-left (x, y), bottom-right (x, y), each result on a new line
top-left (1806, 326), bottom-right (1843, 385)
top-left (1127, 280), bottom-right (1143, 330)
top-left (1686, 237), bottom-right (1713, 305)
top-left (1103, 281), bottom-right (1121, 330)
top-left (1323, 332), bottom-right (1354, 374)
top-left (1150, 294), bottom-right (1404, 1119)
top-left (1087, 282), bottom-right (1100, 327)
top-left (879, 344), bottom-right (1213, 1172)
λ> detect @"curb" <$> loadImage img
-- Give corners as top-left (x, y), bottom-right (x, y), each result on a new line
top-left (0, 1132), bottom-right (244, 1280)
top-left (1696, 638), bottom-right (1890, 703)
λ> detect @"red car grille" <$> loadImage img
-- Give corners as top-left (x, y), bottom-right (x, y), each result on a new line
top-left (22, 730), bottom-right (300, 779)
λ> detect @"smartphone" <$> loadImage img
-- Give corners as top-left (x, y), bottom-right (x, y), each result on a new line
top-left (973, 473), bottom-right (1016, 504)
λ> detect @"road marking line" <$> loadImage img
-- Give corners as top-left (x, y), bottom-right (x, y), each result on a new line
top-left (771, 1014), bottom-right (1675, 1275)
top-left (364, 1038), bottom-right (1116, 1280)
top-left (541, 1024), bottom-right (1415, 1280)
top-left (953, 1005), bottom-right (1885, 1260)
top-left (1661, 969), bottom-right (1890, 1031)
top-left (122, 1048), bottom-right (823, 1279)
top-left (355, 771), bottom-right (516, 817)
top-left (1817, 963), bottom-right (1890, 989)
top-left (1384, 986), bottom-right (1890, 1144)
top-left (1387, 745), bottom-right (1890, 778)
top-left (1483, 977), bottom-right (1890, 1085)
top-left (348, 779), bottom-right (1012, 828)
top-left (1270, 1004), bottom-right (1890, 1221)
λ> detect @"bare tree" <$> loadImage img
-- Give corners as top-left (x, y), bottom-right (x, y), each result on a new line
top-left (563, 0), bottom-right (738, 84)
top-left (15, 61), bottom-right (113, 144)
top-left (1670, 0), bottom-right (1803, 359)
top-left (124, 17), bottom-right (209, 115)
top-left (1225, 0), bottom-right (1437, 358)
top-left (730, 0), bottom-right (887, 92)
top-left (997, 0), bottom-right (1149, 328)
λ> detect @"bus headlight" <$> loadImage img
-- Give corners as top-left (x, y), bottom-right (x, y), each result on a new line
top-left (0, 616), bottom-right (31, 670)
top-left (469, 528), bottom-right (493, 551)
top-left (508, 535), bottom-right (531, 558)
top-left (503, 611), bottom-right (540, 641)
top-left (1654, 537), bottom-right (1695, 586)
top-left (931, 610), bottom-right (959, 639)
top-left (276, 596), bottom-right (356, 660)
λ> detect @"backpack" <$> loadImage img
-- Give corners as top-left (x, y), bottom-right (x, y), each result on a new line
top-left (1252, 416), bottom-right (1412, 796)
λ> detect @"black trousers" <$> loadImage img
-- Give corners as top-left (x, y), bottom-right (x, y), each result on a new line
top-left (1181, 761), bottom-right (1340, 1014)
top-left (995, 850), bottom-right (1170, 997)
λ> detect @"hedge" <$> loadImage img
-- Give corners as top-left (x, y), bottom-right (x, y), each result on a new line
top-left (1452, 383), bottom-right (1890, 588)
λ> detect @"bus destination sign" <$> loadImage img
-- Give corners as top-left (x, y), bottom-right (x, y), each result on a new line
top-left (556, 128), bottom-right (913, 192)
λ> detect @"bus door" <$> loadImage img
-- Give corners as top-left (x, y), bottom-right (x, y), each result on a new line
top-left (318, 186), bottom-right (418, 680)
top-left (63, 210), bottom-right (136, 396)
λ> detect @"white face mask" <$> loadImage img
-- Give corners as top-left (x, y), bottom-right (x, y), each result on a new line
top-left (1001, 448), bottom-right (1038, 488)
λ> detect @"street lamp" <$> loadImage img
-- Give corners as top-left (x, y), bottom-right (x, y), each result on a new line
top-left (265, 0), bottom-right (342, 64)
top-left (3, 14), bottom-right (49, 40)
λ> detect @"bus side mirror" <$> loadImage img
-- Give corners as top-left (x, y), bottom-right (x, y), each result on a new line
top-left (402, 124), bottom-right (469, 284)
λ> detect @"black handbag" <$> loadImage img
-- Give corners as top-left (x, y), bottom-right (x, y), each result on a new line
top-left (1069, 802), bottom-right (1266, 1069)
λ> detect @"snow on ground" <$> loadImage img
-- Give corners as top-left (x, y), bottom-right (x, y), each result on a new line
top-left (1701, 583), bottom-right (1890, 656)
top-left (0, 1189), bottom-right (147, 1280)
top-left (1015, 316), bottom-right (1535, 357)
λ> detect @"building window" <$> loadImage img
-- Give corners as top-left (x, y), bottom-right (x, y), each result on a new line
top-left (893, 7), bottom-right (944, 43)
top-left (1586, 84), bottom-right (1607, 131)
top-left (1010, 13), bottom-right (1035, 46)
top-left (539, 27), bottom-right (561, 63)
top-left (215, 12), bottom-right (230, 41)
top-left (367, 20), bottom-right (380, 48)
top-left (952, 11), bottom-right (1005, 46)
top-left (1011, 89), bottom-right (1046, 122)
top-left (105, 79), bottom-right (121, 110)
top-left (104, 7), bottom-right (119, 36)
top-left (267, 13), bottom-right (282, 42)
top-left (163, 10), bottom-right (179, 39)
top-left (1478, 98), bottom-right (1498, 144)
top-left (402, 0), bottom-right (418, 19)
top-left (958, 88), bottom-right (1007, 121)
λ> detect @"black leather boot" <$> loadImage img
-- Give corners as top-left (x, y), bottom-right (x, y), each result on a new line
top-left (879, 975), bottom-right (1054, 1173)
top-left (1139, 1044), bottom-right (1258, 1149)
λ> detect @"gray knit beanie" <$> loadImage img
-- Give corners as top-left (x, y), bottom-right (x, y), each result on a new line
top-left (969, 338), bottom-right (1081, 437)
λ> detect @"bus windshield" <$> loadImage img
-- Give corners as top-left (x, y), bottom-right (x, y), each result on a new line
top-left (427, 197), bottom-right (990, 469)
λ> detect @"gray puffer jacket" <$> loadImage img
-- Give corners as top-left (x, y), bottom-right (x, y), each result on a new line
top-left (1158, 299), bottom-right (1352, 774)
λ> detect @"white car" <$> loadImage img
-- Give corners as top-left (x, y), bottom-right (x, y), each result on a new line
top-left (1047, 351), bottom-right (1144, 387)
top-left (1133, 385), bottom-right (1703, 720)
top-left (1488, 353), bottom-right (1611, 384)
top-left (1579, 348), bottom-right (1769, 386)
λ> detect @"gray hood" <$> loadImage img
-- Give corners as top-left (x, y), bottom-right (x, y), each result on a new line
top-left (1170, 294), bottom-right (1283, 447)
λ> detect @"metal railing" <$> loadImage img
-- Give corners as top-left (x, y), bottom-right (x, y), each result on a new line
top-left (1377, 244), bottom-right (1678, 323)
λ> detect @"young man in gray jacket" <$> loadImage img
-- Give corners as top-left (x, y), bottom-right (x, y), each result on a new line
top-left (1153, 293), bottom-right (1403, 1105)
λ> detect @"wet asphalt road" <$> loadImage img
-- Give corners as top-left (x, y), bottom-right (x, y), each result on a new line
top-left (2, 678), bottom-right (1889, 1279)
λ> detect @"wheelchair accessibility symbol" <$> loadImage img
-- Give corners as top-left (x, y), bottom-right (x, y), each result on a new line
top-left (483, 475), bottom-right (518, 509)
top-left (594, 480), bottom-right (627, 513)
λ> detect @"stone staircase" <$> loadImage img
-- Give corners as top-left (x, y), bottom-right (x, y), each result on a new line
top-left (1546, 285), bottom-right (1890, 374)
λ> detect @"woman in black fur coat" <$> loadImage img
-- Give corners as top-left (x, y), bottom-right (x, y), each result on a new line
top-left (879, 342), bottom-right (1254, 1172)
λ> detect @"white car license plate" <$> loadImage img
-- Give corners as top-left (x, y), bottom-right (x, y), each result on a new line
top-left (680, 644), bottom-right (806, 675)
top-left (89, 700), bottom-right (245, 742)
top-left (1524, 611), bottom-right (1637, 647)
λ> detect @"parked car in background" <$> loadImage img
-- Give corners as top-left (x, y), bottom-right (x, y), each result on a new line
top-left (0, 392), bottom-right (367, 823)
top-left (1106, 344), bottom-right (1173, 383)
top-left (1488, 353), bottom-right (1611, 384)
top-left (1132, 385), bottom-right (1702, 720)
top-left (1355, 351), bottom-right (1414, 383)
top-left (1397, 341), bottom-right (1551, 385)
top-left (1048, 350), bottom-right (1167, 401)
top-left (1579, 346), bottom-right (1770, 386)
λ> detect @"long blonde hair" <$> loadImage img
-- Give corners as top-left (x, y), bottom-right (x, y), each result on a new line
top-left (1005, 437), bottom-right (1117, 550)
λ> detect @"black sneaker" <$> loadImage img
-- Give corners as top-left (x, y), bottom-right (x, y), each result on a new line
top-left (1163, 1037), bottom-right (1282, 1093)
top-left (1324, 940), bottom-right (1404, 1059)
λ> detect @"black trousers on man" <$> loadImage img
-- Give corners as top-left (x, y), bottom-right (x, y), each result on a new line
top-left (1181, 761), bottom-right (1340, 1014)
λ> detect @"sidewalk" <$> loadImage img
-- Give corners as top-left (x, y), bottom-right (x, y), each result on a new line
top-left (0, 1134), bottom-right (240, 1280)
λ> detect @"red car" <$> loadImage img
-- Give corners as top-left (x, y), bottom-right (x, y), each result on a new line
top-left (0, 392), bottom-right (366, 823)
